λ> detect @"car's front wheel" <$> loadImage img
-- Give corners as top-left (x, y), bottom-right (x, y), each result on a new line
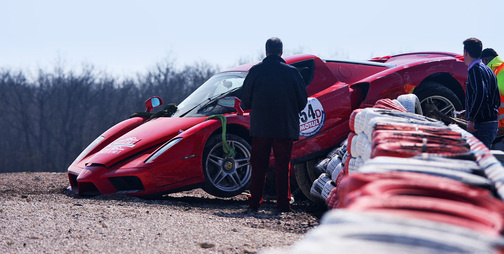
top-left (202, 134), bottom-right (252, 197)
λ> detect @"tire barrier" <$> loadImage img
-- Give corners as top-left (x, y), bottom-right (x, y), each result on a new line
top-left (307, 139), bottom-right (349, 204)
top-left (449, 124), bottom-right (504, 200)
top-left (314, 157), bottom-right (330, 176)
top-left (290, 94), bottom-right (504, 253)
top-left (345, 196), bottom-right (503, 235)
top-left (372, 130), bottom-right (467, 147)
top-left (370, 129), bottom-right (471, 159)
top-left (342, 152), bottom-right (351, 175)
top-left (324, 156), bottom-right (342, 176)
top-left (374, 122), bottom-right (458, 137)
top-left (363, 108), bottom-right (437, 124)
top-left (321, 179), bottom-right (336, 202)
top-left (345, 132), bottom-right (356, 156)
top-left (357, 157), bottom-right (493, 191)
top-left (362, 155), bottom-right (485, 175)
top-left (270, 210), bottom-right (504, 254)
top-left (346, 156), bottom-right (365, 175)
top-left (328, 161), bottom-right (344, 182)
top-left (310, 173), bottom-right (335, 202)
top-left (371, 141), bottom-right (471, 159)
top-left (324, 95), bottom-right (475, 208)
top-left (326, 138), bottom-right (347, 159)
top-left (348, 108), bottom-right (363, 133)
top-left (397, 93), bottom-right (423, 115)
top-left (363, 116), bottom-right (448, 139)
top-left (349, 131), bottom-right (371, 159)
top-left (373, 98), bottom-right (408, 112)
top-left (351, 107), bottom-right (445, 135)
top-left (449, 124), bottom-right (494, 161)
top-left (339, 172), bottom-right (504, 213)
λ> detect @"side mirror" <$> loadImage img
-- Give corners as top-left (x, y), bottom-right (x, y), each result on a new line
top-left (217, 96), bottom-right (244, 115)
top-left (145, 96), bottom-right (163, 113)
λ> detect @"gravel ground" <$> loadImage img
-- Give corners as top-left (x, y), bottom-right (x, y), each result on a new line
top-left (0, 172), bottom-right (323, 254)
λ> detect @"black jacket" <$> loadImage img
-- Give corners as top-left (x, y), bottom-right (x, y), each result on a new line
top-left (465, 61), bottom-right (499, 123)
top-left (241, 55), bottom-right (308, 139)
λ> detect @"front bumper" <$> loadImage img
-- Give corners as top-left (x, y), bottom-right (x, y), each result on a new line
top-left (67, 165), bottom-right (152, 196)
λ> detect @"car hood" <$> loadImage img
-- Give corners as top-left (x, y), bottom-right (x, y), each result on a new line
top-left (88, 116), bottom-right (206, 167)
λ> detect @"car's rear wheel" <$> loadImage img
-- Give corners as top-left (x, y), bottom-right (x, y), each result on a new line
top-left (202, 134), bottom-right (252, 197)
top-left (304, 158), bottom-right (322, 182)
top-left (294, 161), bottom-right (323, 203)
top-left (414, 82), bottom-right (463, 121)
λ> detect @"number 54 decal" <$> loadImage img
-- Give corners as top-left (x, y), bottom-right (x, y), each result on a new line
top-left (299, 97), bottom-right (325, 137)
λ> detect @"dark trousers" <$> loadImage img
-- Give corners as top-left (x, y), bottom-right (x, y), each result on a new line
top-left (248, 137), bottom-right (293, 210)
top-left (474, 121), bottom-right (498, 149)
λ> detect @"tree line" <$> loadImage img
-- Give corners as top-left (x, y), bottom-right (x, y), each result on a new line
top-left (0, 60), bottom-right (218, 173)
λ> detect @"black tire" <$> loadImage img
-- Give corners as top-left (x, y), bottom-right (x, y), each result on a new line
top-left (306, 158), bottom-right (322, 182)
top-left (414, 82), bottom-right (463, 121)
top-left (202, 134), bottom-right (252, 197)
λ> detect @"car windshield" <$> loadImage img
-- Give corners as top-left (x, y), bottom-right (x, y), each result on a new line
top-left (173, 71), bottom-right (247, 117)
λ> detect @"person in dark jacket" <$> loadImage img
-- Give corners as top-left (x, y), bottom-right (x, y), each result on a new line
top-left (463, 38), bottom-right (499, 148)
top-left (241, 37), bottom-right (308, 213)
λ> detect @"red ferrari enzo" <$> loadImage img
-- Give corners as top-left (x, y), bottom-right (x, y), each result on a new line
top-left (68, 52), bottom-right (474, 199)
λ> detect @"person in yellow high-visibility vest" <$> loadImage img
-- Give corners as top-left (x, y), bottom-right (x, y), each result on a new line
top-left (482, 48), bottom-right (504, 144)
top-left (482, 48), bottom-right (504, 94)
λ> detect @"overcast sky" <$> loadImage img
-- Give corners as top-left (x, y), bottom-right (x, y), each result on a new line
top-left (2, 0), bottom-right (503, 78)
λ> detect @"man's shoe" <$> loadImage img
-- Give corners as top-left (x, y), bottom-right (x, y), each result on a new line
top-left (275, 207), bottom-right (295, 215)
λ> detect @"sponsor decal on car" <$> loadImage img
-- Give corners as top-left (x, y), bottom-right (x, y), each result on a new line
top-left (111, 137), bottom-right (141, 147)
top-left (299, 97), bottom-right (325, 137)
top-left (98, 137), bottom-right (141, 154)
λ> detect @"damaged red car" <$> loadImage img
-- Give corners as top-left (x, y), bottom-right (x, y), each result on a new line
top-left (68, 52), bottom-right (473, 199)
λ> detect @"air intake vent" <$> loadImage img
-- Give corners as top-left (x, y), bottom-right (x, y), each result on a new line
top-left (108, 176), bottom-right (144, 192)
top-left (78, 182), bottom-right (101, 196)
top-left (68, 173), bottom-right (78, 190)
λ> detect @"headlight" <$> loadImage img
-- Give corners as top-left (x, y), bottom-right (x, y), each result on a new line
top-left (144, 138), bottom-right (182, 163)
top-left (72, 136), bottom-right (105, 164)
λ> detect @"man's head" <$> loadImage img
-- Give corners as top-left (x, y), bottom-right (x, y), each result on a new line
top-left (481, 48), bottom-right (498, 65)
top-left (265, 37), bottom-right (283, 56)
top-left (463, 38), bottom-right (483, 66)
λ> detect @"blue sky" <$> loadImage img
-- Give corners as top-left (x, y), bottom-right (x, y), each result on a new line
top-left (2, 0), bottom-right (503, 78)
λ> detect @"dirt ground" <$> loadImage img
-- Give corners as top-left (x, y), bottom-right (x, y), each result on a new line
top-left (0, 172), bottom-right (324, 253)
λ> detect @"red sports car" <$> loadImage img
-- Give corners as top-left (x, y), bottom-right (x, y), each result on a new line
top-left (68, 52), bottom-right (475, 199)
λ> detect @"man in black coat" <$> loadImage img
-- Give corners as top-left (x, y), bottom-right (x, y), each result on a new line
top-left (241, 37), bottom-right (308, 212)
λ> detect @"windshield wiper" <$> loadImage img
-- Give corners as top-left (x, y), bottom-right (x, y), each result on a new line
top-left (180, 87), bottom-right (240, 117)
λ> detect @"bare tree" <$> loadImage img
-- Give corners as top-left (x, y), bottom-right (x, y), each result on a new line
top-left (0, 58), bottom-right (218, 173)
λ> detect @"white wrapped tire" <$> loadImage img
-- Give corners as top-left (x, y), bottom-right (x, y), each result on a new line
top-left (342, 151), bottom-right (350, 166)
top-left (329, 162), bottom-right (345, 181)
top-left (321, 180), bottom-right (336, 201)
top-left (362, 141), bottom-right (372, 161)
top-left (350, 132), bottom-right (370, 157)
top-left (362, 108), bottom-right (434, 126)
top-left (325, 156), bottom-right (342, 175)
top-left (364, 116), bottom-right (446, 138)
top-left (347, 156), bottom-right (365, 174)
top-left (314, 158), bottom-right (331, 175)
top-left (397, 94), bottom-right (423, 115)
top-left (392, 99), bottom-right (402, 108)
top-left (310, 173), bottom-right (332, 201)
top-left (353, 110), bottom-right (367, 134)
